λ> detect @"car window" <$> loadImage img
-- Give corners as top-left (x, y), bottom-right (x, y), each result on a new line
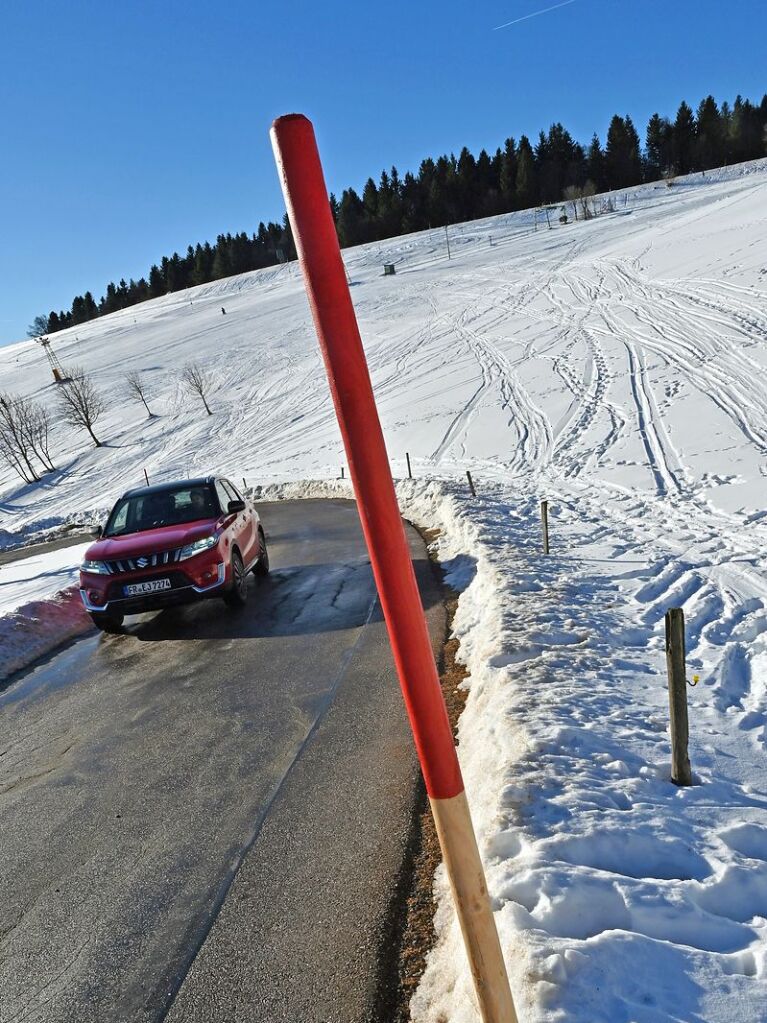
top-left (110, 501), bottom-right (129, 533)
top-left (222, 481), bottom-right (241, 503)
top-left (105, 485), bottom-right (218, 535)
top-left (214, 481), bottom-right (231, 513)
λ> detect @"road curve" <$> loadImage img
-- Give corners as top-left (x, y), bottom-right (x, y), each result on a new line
top-left (0, 499), bottom-right (445, 1023)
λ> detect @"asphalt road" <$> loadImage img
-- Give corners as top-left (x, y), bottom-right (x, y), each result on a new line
top-left (0, 499), bottom-right (444, 1023)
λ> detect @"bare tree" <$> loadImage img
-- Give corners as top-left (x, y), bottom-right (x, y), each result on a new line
top-left (181, 363), bottom-right (213, 416)
top-left (580, 180), bottom-right (596, 220)
top-left (19, 401), bottom-right (56, 472)
top-left (563, 185), bottom-right (581, 222)
top-left (126, 371), bottom-right (154, 418)
top-left (58, 367), bottom-right (105, 447)
top-left (27, 314), bottom-right (50, 338)
top-left (0, 431), bottom-right (33, 483)
top-left (0, 395), bottom-right (55, 481)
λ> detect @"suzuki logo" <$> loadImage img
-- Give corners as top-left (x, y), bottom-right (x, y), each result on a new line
top-left (137, 557), bottom-right (149, 569)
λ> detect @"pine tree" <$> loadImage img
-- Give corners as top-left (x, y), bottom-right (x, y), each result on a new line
top-left (362, 178), bottom-right (379, 240)
top-left (336, 188), bottom-right (365, 247)
top-left (672, 101), bottom-right (697, 175)
top-left (475, 149), bottom-right (498, 216)
top-left (211, 238), bottom-right (231, 279)
top-left (515, 136), bottom-right (536, 209)
top-left (605, 114), bottom-right (642, 189)
top-left (82, 291), bottom-right (98, 320)
top-left (696, 96), bottom-right (723, 170)
top-left (499, 137), bottom-right (517, 211)
top-left (645, 113), bottom-right (673, 178)
top-left (400, 172), bottom-right (426, 233)
top-left (624, 116), bottom-right (643, 183)
top-left (148, 265), bottom-right (165, 299)
top-left (456, 147), bottom-right (477, 220)
top-left (586, 134), bottom-right (607, 192)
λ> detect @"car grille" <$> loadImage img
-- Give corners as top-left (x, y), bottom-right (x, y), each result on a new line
top-left (105, 548), bottom-right (183, 574)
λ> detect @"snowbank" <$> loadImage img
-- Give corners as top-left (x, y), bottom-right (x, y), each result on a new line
top-left (0, 588), bottom-right (91, 683)
top-left (0, 541), bottom-right (93, 681)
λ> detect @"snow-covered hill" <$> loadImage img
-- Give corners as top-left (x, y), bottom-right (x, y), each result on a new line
top-left (2, 158), bottom-right (767, 1022)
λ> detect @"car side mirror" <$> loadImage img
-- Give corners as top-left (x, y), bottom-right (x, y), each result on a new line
top-left (227, 500), bottom-right (245, 514)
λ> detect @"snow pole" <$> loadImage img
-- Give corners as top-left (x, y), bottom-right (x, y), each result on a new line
top-left (270, 114), bottom-right (517, 1023)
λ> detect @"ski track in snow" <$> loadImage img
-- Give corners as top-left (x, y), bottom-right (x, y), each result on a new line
top-left (2, 159), bottom-right (767, 1022)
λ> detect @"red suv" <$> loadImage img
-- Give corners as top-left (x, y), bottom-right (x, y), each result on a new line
top-left (79, 477), bottom-right (269, 632)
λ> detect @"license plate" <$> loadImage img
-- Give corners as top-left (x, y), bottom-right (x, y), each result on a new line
top-left (123, 578), bottom-right (172, 596)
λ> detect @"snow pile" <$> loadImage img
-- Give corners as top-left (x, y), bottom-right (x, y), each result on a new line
top-left (0, 588), bottom-right (91, 683)
top-left (1, 157), bottom-right (767, 1019)
top-left (0, 542), bottom-right (89, 615)
top-left (0, 541), bottom-right (92, 680)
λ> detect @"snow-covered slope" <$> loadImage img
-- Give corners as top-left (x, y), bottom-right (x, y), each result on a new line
top-left (2, 158), bottom-right (767, 1022)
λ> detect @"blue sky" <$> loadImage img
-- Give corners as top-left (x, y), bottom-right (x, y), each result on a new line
top-left (1, 0), bottom-right (765, 345)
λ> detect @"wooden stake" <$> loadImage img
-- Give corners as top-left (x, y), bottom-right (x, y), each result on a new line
top-left (406, 452), bottom-right (413, 479)
top-left (242, 477), bottom-right (247, 492)
top-left (341, 466), bottom-right (345, 479)
top-left (430, 792), bottom-right (518, 1023)
top-left (665, 608), bottom-right (692, 786)
top-left (445, 224), bottom-right (452, 260)
top-left (144, 468), bottom-right (150, 487)
top-left (540, 499), bottom-right (550, 555)
top-left (466, 470), bottom-right (476, 497)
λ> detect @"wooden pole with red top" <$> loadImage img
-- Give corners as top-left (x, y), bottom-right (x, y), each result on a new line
top-left (270, 113), bottom-right (517, 1023)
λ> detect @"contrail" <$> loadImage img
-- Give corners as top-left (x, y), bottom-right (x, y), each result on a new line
top-left (493, 0), bottom-right (577, 30)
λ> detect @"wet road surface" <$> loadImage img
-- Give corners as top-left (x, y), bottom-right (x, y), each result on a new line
top-left (0, 499), bottom-right (444, 1023)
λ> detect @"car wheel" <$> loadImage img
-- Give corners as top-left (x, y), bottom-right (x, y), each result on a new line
top-left (254, 530), bottom-right (270, 577)
top-left (90, 611), bottom-right (124, 633)
top-left (224, 549), bottom-right (248, 606)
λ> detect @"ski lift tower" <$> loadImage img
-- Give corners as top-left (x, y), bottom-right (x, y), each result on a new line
top-left (36, 336), bottom-right (68, 383)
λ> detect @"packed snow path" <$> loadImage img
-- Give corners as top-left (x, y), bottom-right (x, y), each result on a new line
top-left (1, 160), bottom-right (766, 1021)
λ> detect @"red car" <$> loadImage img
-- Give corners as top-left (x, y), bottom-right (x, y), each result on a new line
top-left (79, 476), bottom-right (269, 632)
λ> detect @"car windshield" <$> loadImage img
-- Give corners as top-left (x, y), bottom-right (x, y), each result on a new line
top-left (105, 485), bottom-right (220, 536)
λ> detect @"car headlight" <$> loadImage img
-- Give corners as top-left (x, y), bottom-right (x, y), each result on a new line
top-left (178, 532), bottom-right (221, 561)
top-left (81, 559), bottom-right (110, 575)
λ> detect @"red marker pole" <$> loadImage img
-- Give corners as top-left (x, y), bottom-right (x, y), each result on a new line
top-left (271, 114), bottom-right (517, 1023)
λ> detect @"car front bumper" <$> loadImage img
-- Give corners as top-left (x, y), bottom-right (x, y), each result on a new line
top-left (79, 561), bottom-right (227, 614)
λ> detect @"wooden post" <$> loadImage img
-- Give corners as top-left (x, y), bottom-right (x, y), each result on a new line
top-left (665, 608), bottom-right (692, 786)
top-left (144, 468), bottom-right (150, 487)
top-left (430, 792), bottom-right (518, 1023)
top-left (540, 499), bottom-right (550, 555)
top-left (406, 452), bottom-right (412, 479)
top-left (466, 470), bottom-right (476, 497)
top-left (341, 466), bottom-right (345, 479)
top-left (242, 477), bottom-right (247, 492)
top-left (444, 224), bottom-right (452, 260)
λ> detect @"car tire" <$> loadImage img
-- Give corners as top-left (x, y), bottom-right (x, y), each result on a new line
top-left (224, 549), bottom-right (248, 606)
top-left (254, 530), bottom-right (270, 577)
top-left (90, 611), bottom-right (124, 633)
